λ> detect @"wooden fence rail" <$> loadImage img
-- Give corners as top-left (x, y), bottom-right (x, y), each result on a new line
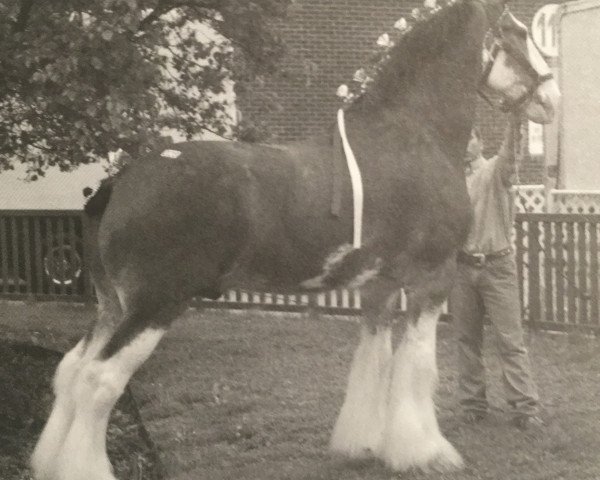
top-left (514, 213), bottom-right (600, 332)
top-left (1, 211), bottom-right (599, 331)
top-left (0, 211), bottom-right (92, 302)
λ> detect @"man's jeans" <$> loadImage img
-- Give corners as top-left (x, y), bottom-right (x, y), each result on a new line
top-left (450, 253), bottom-right (539, 418)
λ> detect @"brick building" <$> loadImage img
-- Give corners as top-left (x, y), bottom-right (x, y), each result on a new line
top-left (239, 0), bottom-right (568, 184)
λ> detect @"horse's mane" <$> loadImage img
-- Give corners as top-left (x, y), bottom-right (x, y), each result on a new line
top-left (349, 0), bottom-right (481, 110)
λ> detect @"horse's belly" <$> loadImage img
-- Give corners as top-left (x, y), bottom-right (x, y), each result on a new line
top-left (223, 239), bottom-right (386, 295)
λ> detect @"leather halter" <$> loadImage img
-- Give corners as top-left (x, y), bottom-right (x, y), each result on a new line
top-left (477, 10), bottom-right (554, 112)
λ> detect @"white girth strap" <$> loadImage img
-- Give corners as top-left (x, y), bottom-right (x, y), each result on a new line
top-left (337, 108), bottom-right (364, 249)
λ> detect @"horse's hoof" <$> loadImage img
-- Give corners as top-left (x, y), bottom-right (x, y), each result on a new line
top-left (330, 443), bottom-right (375, 461)
top-left (426, 442), bottom-right (464, 473)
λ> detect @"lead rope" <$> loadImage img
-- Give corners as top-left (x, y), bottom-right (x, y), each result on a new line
top-left (337, 109), bottom-right (364, 249)
top-left (513, 119), bottom-right (529, 214)
top-left (509, 119), bottom-right (528, 246)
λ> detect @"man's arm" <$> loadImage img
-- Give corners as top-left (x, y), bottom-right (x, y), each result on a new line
top-left (495, 115), bottom-right (521, 186)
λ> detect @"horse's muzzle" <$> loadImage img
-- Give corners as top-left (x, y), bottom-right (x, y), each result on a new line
top-left (524, 78), bottom-right (561, 125)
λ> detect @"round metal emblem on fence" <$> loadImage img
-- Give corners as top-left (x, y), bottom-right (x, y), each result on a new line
top-left (43, 245), bottom-right (82, 286)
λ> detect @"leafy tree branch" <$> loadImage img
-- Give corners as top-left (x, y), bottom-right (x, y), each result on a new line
top-left (0, 0), bottom-right (290, 177)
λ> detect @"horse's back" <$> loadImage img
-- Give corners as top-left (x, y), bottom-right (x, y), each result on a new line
top-left (93, 138), bottom-right (341, 300)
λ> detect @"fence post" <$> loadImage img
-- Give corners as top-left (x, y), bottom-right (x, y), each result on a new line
top-left (590, 223), bottom-right (599, 326)
top-left (527, 219), bottom-right (541, 328)
top-left (80, 213), bottom-right (95, 303)
top-left (577, 221), bottom-right (589, 325)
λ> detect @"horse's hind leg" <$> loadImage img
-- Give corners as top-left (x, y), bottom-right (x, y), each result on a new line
top-left (31, 290), bottom-right (121, 480)
top-left (31, 338), bottom-right (87, 480)
top-left (53, 301), bottom-right (178, 480)
top-left (378, 260), bottom-right (463, 472)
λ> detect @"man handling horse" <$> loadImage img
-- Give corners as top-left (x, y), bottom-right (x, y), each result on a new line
top-left (451, 115), bottom-right (543, 430)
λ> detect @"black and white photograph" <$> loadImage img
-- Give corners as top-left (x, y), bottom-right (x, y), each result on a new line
top-left (0, 0), bottom-right (598, 479)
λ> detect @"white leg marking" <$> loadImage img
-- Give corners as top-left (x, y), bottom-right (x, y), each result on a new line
top-left (55, 328), bottom-right (165, 480)
top-left (330, 325), bottom-right (392, 458)
top-left (378, 307), bottom-right (463, 472)
top-left (31, 340), bottom-right (86, 480)
top-left (32, 330), bottom-right (113, 480)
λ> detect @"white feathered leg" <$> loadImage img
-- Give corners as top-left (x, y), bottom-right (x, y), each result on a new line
top-left (378, 306), bottom-right (463, 472)
top-left (31, 340), bottom-right (86, 480)
top-left (330, 324), bottom-right (392, 458)
top-left (32, 291), bottom-right (120, 480)
top-left (54, 328), bottom-right (165, 480)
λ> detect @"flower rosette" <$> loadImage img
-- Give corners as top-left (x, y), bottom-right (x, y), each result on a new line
top-left (335, 0), bottom-right (453, 103)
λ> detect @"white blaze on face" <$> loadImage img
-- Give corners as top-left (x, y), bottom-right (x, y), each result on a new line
top-left (486, 49), bottom-right (522, 91)
top-left (484, 29), bottom-right (560, 124)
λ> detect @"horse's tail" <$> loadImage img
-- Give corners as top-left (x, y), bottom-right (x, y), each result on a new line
top-left (84, 150), bottom-right (131, 219)
top-left (83, 177), bottom-right (114, 219)
top-left (81, 175), bottom-right (124, 339)
top-left (82, 176), bottom-right (118, 313)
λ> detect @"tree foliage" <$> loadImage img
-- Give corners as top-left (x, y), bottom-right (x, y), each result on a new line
top-left (0, 0), bottom-right (290, 177)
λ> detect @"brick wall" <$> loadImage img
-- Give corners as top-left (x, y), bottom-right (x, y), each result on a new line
top-left (239, 0), bottom-right (567, 184)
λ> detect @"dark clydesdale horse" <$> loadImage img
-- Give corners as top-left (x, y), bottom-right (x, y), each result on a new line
top-left (32, 1), bottom-right (559, 478)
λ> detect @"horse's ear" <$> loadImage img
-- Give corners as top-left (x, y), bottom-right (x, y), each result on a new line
top-left (482, 0), bottom-right (506, 28)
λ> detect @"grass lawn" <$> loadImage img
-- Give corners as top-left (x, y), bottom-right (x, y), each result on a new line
top-left (1, 300), bottom-right (600, 480)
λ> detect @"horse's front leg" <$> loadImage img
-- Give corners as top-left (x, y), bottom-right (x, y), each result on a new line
top-left (330, 281), bottom-right (401, 459)
top-left (378, 259), bottom-right (463, 472)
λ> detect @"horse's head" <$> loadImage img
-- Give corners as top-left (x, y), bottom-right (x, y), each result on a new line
top-left (479, 6), bottom-right (560, 124)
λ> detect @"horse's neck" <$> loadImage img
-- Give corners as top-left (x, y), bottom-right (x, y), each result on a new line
top-left (350, 4), bottom-right (488, 166)
top-left (415, 59), bottom-right (481, 163)
top-left (349, 64), bottom-right (480, 167)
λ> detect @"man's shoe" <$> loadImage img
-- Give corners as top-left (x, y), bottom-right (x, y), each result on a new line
top-left (462, 411), bottom-right (487, 424)
top-left (513, 415), bottom-right (544, 430)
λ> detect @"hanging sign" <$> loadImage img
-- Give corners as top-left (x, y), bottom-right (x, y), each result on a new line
top-left (531, 4), bottom-right (560, 57)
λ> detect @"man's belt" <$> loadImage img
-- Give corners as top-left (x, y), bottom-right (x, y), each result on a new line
top-left (457, 247), bottom-right (512, 267)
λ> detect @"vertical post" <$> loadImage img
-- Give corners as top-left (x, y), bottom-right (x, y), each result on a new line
top-left (566, 221), bottom-right (577, 326)
top-left (543, 220), bottom-right (554, 326)
top-left (56, 216), bottom-right (67, 296)
top-left (555, 220), bottom-right (565, 323)
top-left (546, 187), bottom-right (555, 213)
top-left (0, 216), bottom-right (7, 294)
top-left (22, 217), bottom-right (33, 295)
top-left (577, 220), bottom-right (589, 325)
top-left (67, 216), bottom-right (79, 295)
top-left (10, 217), bottom-right (20, 293)
top-left (527, 219), bottom-right (541, 327)
top-left (44, 217), bottom-right (55, 296)
top-left (33, 216), bottom-right (44, 294)
top-left (80, 213), bottom-right (95, 302)
top-left (353, 289), bottom-right (361, 311)
top-left (590, 221), bottom-right (599, 326)
top-left (515, 218), bottom-right (526, 316)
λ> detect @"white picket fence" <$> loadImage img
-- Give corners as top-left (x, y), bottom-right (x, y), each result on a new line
top-left (201, 187), bottom-right (600, 315)
top-left (515, 185), bottom-right (600, 214)
top-left (4, 189), bottom-right (600, 323)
